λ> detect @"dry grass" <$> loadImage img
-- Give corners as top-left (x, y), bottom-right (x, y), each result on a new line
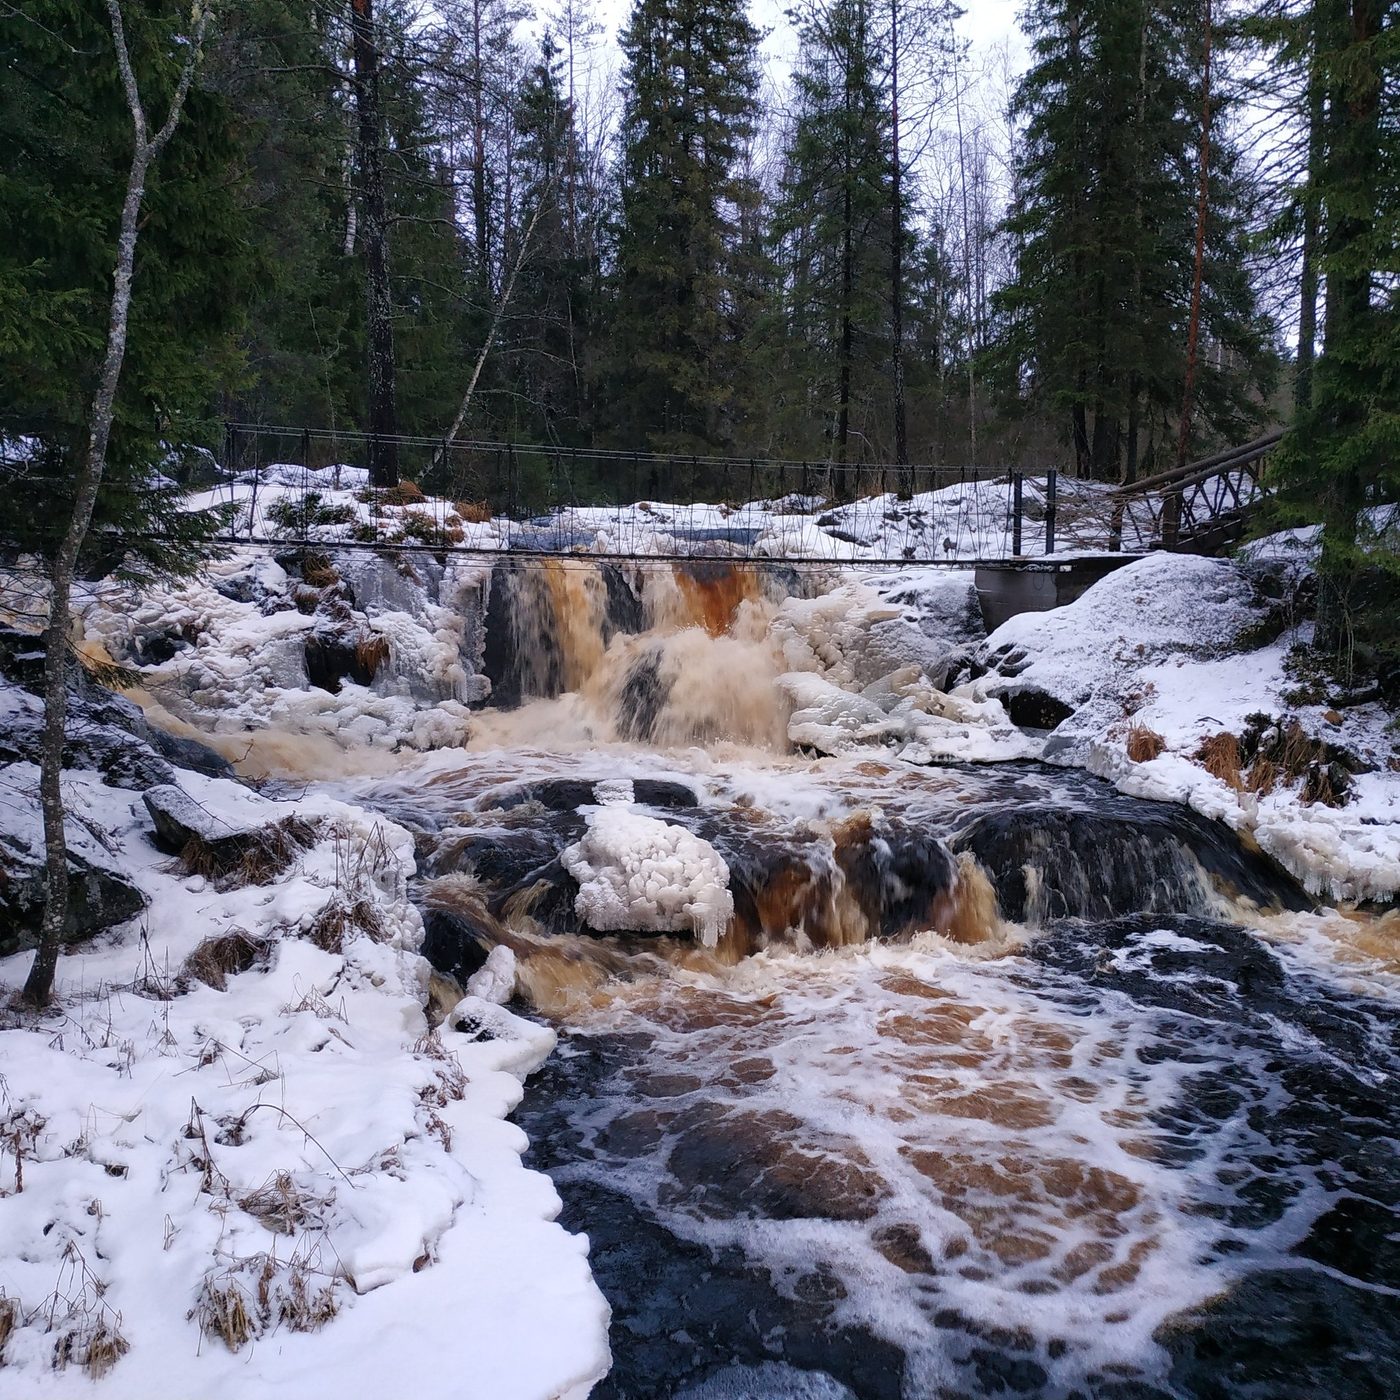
top-left (299, 553), bottom-right (340, 589)
top-left (303, 896), bottom-right (386, 955)
top-left (353, 632), bottom-right (390, 681)
top-left (238, 1172), bottom-right (331, 1236)
top-left (181, 928), bottom-right (272, 991)
top-left (398, 509), bottom-right (464, 546)
top-left (1244, 755), bottom-right (1279, 796)
top-left (1195, 732), bottom-right (1243, 789)
top-left (193, 1252), bottom-right (339, 1351)
top-left (378, 479), bottom-right (425, 506)
top-left (0, 1292), bottom-right (17, 1360)
top-left (454, 498), bottom-right (492, 524)
top-left (177, 816), bottom-right (316, 889)
top-left (194, 1276), bottom-right (253, 1351)
top-left (1126, 723), bottom-right (1167, 763)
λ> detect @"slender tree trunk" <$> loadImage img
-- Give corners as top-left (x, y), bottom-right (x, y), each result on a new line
top-left (1123, 2), bottom-right (1148, 485)
top-left (889, 0), bottom-right (909, 491)
top-left (836, 30), bottom-right (854, 474)
top-left (350, 0), bottom-right (399, 486)
top-left (441, 193), bottom-right (550, 453)
top-left (1294, 9), bottom-right (1325, 413)
top-left (954, 55), bottom-right (977, 468)
top-left (472, 0), bottom-right (490, 300)
top-left (1175, 0), bottom-right (1212, 470)
top-left (23, 0), bottom-right (209, 1009)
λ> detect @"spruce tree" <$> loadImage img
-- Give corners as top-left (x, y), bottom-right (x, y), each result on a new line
top-left (605, 0), bottom-right (763, 449)
top-left (1263, 0), bottom-right (1398, 671)
top-left (986, 0), bottom-right (1276, 480)
top-left (0, 0), bottom-right (252, 577)
top-left (770, 0), bottom-right (901, 467)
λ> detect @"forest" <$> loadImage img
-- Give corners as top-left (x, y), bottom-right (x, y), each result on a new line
top-left (1, 0), bottom-right (1396, 655)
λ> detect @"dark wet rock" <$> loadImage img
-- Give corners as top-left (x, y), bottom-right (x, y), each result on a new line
top-left (427, 827), bottom-right (567, 884)
top-left (420, 907), bottom-right (493, 985)
top-left (304, 629), bottom-right (381, 694)
top-left (0, 827), bottom-right (147, 958)
top-left (146, 728), bottom-right (235, 780)
top-left (996, 685), bottom-right (1075, 731)
top-left (0, 626), bottom-right (47, 688)
top-left (477, 776), bottom-right (699, 815)
top-left (953, 798), bottom-right (1311, 922)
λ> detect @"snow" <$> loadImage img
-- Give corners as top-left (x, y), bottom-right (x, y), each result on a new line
top-left (561, 805), bottom-right (735, 947)
top-left (0, 744), bottom-right (611, 1399)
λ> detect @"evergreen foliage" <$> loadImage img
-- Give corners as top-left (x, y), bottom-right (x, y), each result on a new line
top-left (0, 0), bottom-right (250, 577)
top-left (606, 0), bottom-right (763, 448)
top-left (986, 0), bottom-right (1278, 480)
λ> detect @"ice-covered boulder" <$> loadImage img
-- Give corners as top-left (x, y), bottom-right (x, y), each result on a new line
top-left (561, 806), bottom-right (734, 946)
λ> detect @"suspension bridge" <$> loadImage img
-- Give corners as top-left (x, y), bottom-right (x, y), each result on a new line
top-left (212, 424), bottom-right (1282, 571)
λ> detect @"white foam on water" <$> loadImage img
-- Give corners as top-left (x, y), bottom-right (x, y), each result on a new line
top-left (543, 931), bottom-right (1350, 1395)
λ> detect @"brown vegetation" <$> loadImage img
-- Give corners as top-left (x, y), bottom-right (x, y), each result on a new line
top-left (1126, 724), bottom-right (1167, 763)
top-left (181, 928), bottom-right (272, 991)
top-left (1194, 731), bottom-right (1243, 789)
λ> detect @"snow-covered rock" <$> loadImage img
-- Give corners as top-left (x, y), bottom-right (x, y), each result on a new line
top-left (561, 805), bottom-right (734, 947)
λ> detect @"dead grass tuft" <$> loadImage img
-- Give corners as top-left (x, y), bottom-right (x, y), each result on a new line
top-left (238, 1171), bottom-right (331, 1236)
top-left (303, 896), bottom-right (386, 955)
top-left (413, 1030), bottom-right (468, 1107)
top-left (1244, 755), bottom-right (1279, 797)
top-left (353, 632), bottom-right (390, 681)
top-left (299, 553), bottom-right (340, 589)
top-left (177, 816), bottom-right (316, 889)
top-left (0, 1292), bottom-right (17, 1359)
top-left (193, 1251), bottom-right (339, 1351)
top-left (1126, 723), bottom-right (1167, 763)
top-left (454, 498), bottom-right (492, 524)
top-left (1194, 732), bottom-right (1243, 789)
top-left (182, 928), bottom-right (272, 991)
top-left (194, 1277), bottom-right (253, 1351)
top-left (373, 479), bottom-right (426, 507)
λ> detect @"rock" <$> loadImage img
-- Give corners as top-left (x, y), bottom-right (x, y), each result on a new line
top-left (995, 685), bottom-right (1076, 732)
top-left (145, 728), bottom-right (236, 780)
top-left (0, 828), bottom-right (148, 958)
top-left (142, 783), bottom-right (312, 882)
top-left (420, 907), bottom-right (494, 985)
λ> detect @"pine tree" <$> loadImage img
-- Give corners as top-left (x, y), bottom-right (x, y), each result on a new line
top-left (605, 0), bottom-right (763, 449)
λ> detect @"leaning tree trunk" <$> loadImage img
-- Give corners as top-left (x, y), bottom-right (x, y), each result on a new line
top-left (350, 0), bottom-right (399, 487)
top-left (1294, 8), bottom-right (1325, 414)
top-left (23, 0), bottom-right (209, 1008)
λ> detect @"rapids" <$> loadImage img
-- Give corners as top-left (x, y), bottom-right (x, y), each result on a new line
top-left (281, 559), bottom-right (1398, 1399)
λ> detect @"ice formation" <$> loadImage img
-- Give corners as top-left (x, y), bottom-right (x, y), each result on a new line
top-left (561, 806), bottom-right (735, 947)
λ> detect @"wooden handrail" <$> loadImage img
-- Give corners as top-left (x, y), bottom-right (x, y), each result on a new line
top-left (1112, 429), bottom-right (1284, 498)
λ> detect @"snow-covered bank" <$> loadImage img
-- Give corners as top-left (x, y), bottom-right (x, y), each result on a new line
top-left (965, 553), bottom-right (1400, 903)
top-left (0, 675), bottom-right (610, 1397)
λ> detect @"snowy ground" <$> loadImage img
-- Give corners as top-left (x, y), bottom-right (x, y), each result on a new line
top-left (0, 726), bottom-right (610, 1397)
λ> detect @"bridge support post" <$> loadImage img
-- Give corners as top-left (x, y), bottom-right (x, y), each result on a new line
top-left (1012, 473), bottom-right (1023, 556)
top-left (1045, 469), bottom-right (1057, 555)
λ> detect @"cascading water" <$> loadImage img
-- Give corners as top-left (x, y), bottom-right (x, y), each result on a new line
top-left (302, 556), bottom-right (1398, 1400)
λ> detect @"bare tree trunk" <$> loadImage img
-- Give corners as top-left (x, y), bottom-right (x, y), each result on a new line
top-left (1294, 8), bottom-right (1324, 414)
top-left (22, 0), bottom-right (210, 1009)
top-left (953, 54), bottom-right (977, 468)
top-left (1175, 0), bottom-right (1212, 470)
top-left (440, 194), bottom-right (550, 453)
top-left (471, 0), bottom-right (491, 300)
top-left (889, 0), bottom-right (909, 492)
top-left (350, 0), bottom-right (399, 487)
